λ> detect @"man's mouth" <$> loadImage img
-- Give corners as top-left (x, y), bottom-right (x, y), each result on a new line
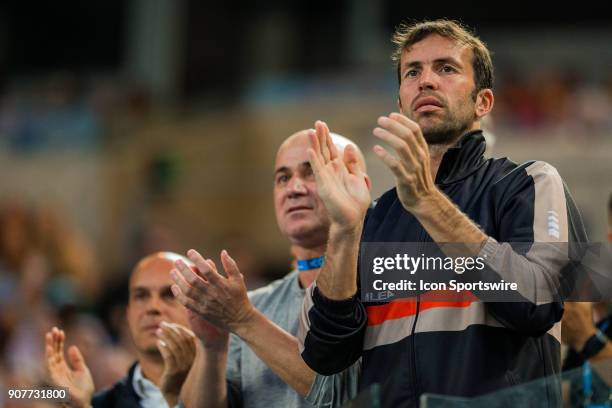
top-left (142, 323), bottom-right (161, 332)
top-left (287, 206), bottom-right (312, 214)
top-left (413, 97), bottom-right (444, 113)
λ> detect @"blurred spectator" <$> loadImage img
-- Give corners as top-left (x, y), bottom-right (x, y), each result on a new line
top-left (562, 195), bottom-right (612, 370)
top-left (33, 205), bottom-right (101, 301)
top-left (45, 252), bottom-right (197, 407)
top-left (0, 200), bottom-right (111, 397)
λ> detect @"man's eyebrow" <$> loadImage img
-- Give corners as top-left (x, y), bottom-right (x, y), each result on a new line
top-left (402, 57), bottom-right (462, 70)
top-left (298, 161), bottom-right (312, 170)
top-left (403, 60), bottom-right (423, 70)
top-left (433, 57), bottom-right (462, 66)
top-left (274, 166), bottom-right (290, 176)
top-left (274, 161), bottom-right (311, 176)
top-left (131, 286), bottom-right (149, 293)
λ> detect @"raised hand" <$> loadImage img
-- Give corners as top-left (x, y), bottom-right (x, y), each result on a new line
top-left (156, 322), bottom-right (197, 407)
top-left (45, 327), bottom-right (94, 408)
top-left (307, 120), bottom-right (371, 231)
top-left (170, 249), bottom-right (255, 333)
top-left (373, 113), bottom-right (436, 214)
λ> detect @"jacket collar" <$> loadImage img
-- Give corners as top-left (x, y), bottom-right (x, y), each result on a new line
top-left (120, 362), bottom-right (142, 401)
top-left (434, 130), bottom-right (487, 186)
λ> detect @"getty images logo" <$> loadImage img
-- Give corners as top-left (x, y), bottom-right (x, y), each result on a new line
top-left (547, 210), bottom-right (560, 239)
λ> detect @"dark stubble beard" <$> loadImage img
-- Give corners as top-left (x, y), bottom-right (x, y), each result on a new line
top-left (144, 345), bottom-right (163, 360)
top-left (419, 113), bottom-right (472, 145)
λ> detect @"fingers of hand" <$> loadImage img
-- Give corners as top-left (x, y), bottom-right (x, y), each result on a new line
top-left (388, 112), bottom-right (428, 151)
top-left (315, 120), bottom-right (331, 162)
top-left (373, 145), bottom-right (413, 183)
top-left (220, 250), bottom-right (241, 280)
top-left (169, 281), bottom-right (203, 314)
top-left (343, 144), bottom-right (359, 175)
top-left (307, 129), bottom-right (323, 163)
top-left (46, 327), bottom-right (68, 371)
top-left (323, 123), bottom-right (340, 161)
top-left (307, 147), bottom-right (324, 180)
top-left (54, 328), bottom-right (65, 363)
top-left (158, 323), bottom-right (193, 369)
top-left (374, 117), bottom-right (421, 169)
top-left (171, 264), bottom-right (206, 301)
top-left (174, 324), bottom-right (197, 357)
top-left (157, 336), bottom-right (174, 368)
top-left (67, 346), bottom-right (86, 372)
top-left (157, 328), bottom-right (178, 368)
top-left (175, 257), bottom-right (214, 288)
top-left (185, 249), bottom-right (222, 284)
top-left (45, 332), bottom-right (60, 367)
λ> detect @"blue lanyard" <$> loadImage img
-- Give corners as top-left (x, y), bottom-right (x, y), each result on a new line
top-left (297, 256), bottom-right (325, 271)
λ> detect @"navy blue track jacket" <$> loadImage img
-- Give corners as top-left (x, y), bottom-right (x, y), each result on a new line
top-left (298, 130), bottom-right (587, 407)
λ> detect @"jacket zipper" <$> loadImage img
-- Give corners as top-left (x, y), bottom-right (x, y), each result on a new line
top-left (410, 225), bottom-right (428, 403)
top-left (410, 293), bottom-right (420, 404)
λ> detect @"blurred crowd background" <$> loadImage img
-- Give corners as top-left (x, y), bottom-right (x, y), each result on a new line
top-left (0, 1), bottom-right (611, 405)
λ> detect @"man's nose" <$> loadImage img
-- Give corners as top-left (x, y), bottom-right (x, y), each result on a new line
top-left (145, 296), bottom-right (162, 315)
top-left (418, 67), bottom-right (438, 91)
top-left (287, 177), bottom-right (308, 197)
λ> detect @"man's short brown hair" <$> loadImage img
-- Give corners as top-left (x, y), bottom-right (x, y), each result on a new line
top-left (392, 19), bottom-right (494, 93)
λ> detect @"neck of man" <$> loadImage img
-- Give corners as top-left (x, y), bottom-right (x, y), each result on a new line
top-left (292, 244), bottom-right (326, 289)
top-left (138, 351), bottom-right (164, 387)
top-left (427, 123), bottom-right (480, 181)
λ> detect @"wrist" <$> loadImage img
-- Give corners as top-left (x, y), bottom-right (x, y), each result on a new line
top-left (329, 222), bottom-right (363, 241)
top-left (231, 306), bottom-right (261, 342)
top-left (199, 335), bottom-right (229, 352)
top-left (228, 304), bottom-right (258, 338)
top-left (409, 188), bottom-right (444, 218)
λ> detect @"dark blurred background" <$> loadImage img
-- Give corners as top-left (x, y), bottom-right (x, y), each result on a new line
top-left (0, 1), bottom-right (611, 403)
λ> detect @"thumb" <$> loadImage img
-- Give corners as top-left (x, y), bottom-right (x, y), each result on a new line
top-left (67, 346), bottom-right (88, 372)
top-left (343, 144), bottom-right (360, 175)
top-left (220, 250), bottom-right (241, 279)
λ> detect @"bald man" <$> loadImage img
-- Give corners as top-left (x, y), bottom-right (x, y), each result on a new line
top-left (173, 130), bottom-right (369, 407)
top-left (46, 252), bottom-right (198, 408)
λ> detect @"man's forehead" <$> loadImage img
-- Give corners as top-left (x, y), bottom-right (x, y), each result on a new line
top-left (274, 161), bottom-right (311, 174)
top-left (129, 258), bottom-right (174, 288)
top-left (402, 34), bottom-right (470, 63)
top-left (275, 137), bottom-right (311, 169)
top-left (130, 273), bottom-right (173, 291)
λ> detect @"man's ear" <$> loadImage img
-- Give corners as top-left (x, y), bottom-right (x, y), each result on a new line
top-left (475, 89), bottom-right (494, 119)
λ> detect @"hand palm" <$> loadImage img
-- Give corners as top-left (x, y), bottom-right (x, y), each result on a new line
top-left (318, 158), bottom-right (370, 224)
top-left (49, 347), bottom-right (94, 407)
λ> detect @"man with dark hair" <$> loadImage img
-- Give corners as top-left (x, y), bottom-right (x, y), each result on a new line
top-left (297, 19), bottom-right (587, 407)
top-left (391, 20), bottom-right (494, 97)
